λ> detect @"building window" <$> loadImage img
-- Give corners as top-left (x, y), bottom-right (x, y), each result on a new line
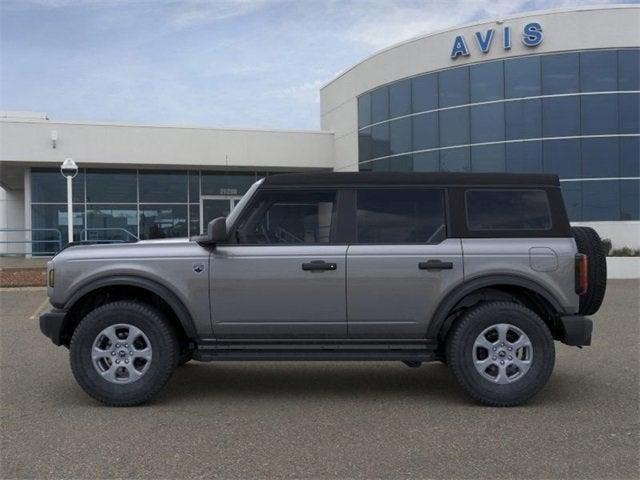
top-left (580, 51), bottom-right (618, 92)
top-left (140, 170), bottom-right (188, 203)
top-left (542, 53), bottom-right (579, 95)
top-left (389, 79), bottom-right (411, 118)
top-left (412, 73), bottom-right (438, 113)
top-left (542, 96), bottom-right (580, 137)
top-left (505, 56), bottom-right (541, 98)
top-left (439, 66), bottom-right (469, 108)
top-left (358, 93), bottom-right (371, 128)
top-left (139, 205), bottom-right (188, 239)
top-left (470, 61), bottom-right (504, 102)
top-left (86, 169), bottom-right (136, 203)
top-left (370, 87), bottom-right (389, 124)
top-left (31, 168), bottom-right (84, 203)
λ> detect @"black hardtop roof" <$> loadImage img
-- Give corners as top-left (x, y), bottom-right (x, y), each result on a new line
top-left (263, 171), bottom-right (560, 187)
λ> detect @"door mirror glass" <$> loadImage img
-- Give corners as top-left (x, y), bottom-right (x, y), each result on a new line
top-left (207, 217), bottom-right (227, 243)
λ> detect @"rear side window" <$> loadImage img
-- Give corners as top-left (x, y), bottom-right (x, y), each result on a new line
top-left (466, 189), bottom-right (551, 230)
top-left (356, 188), bottom-right (446, 243)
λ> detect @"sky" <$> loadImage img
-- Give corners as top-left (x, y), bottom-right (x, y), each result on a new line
top-left (0, 0), bottom-right (635, 130)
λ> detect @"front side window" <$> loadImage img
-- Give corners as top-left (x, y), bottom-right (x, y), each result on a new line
top-left (356, 189), bottom-right (446, 244)
top-left (466, 189), bottom-right (551, 230)
top-left (235, 190), bottom-right (336, 244)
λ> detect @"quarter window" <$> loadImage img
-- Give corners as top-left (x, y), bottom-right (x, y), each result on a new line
top-left (356, 189), bottom-right (446, 243)
top-left (466, 190), bottom-right (552, 230)
top-left (235, 190), bottom-right (336, 244)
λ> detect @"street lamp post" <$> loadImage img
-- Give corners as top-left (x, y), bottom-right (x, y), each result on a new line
top-left (60, 158), bottom-right (78, 244)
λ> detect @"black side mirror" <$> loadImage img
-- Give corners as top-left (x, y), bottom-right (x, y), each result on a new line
top-left (207, 217), bottom-right (228, 243)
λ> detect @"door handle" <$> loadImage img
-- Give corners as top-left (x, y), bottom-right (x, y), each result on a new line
top-left (419, 260), bottom-right (454, 271)
top-left (302, 260), bottom-right (337, 272)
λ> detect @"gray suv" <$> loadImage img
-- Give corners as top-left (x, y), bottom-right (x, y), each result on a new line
top-left (39, 172), bottom-right (606, 407)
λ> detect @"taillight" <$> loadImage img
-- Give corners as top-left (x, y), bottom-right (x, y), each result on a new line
top-left (575, 254), bottom-right (588, 295)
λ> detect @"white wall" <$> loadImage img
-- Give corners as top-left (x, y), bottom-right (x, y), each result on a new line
top-left (320, 5), bottom-right (640, 171)
top-left (0, 120), bottom-right (335, 171)
top-left (0, 186), bottom-right (25, 254)
top-left (573, 221), bottom-right (640, 250)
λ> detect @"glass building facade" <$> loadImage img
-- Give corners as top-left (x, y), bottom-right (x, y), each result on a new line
top-left (357, 48), bottom-right (640, 222)
top-left (30, 169), bottom-right (271, 253)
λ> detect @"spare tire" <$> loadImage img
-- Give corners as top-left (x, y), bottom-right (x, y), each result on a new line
top-left (571, 226), bottom-right (607, 315)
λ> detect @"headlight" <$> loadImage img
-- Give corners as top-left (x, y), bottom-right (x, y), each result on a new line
top-left (48, 269), bottom-right (55, 288)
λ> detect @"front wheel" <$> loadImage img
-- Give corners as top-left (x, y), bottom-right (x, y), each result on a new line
top-left (446, 301), bottom-right (555, 407)
top-left (70, 301), bottom-right (179, 406)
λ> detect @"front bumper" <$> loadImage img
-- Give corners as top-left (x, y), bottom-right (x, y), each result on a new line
top-left (39, 309), bottom-right (68, 346)
top-left (559, 315), bottom-right (593, 346)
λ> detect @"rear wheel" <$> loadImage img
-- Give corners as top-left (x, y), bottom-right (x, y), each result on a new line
top-left (446, 301), bottom-right (555, 407)
top-left (571, 226), bottom-right (607, 315)
top-left (70, 301), bottom-right (178, 406)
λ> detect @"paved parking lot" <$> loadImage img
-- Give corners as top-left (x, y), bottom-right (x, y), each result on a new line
top-left (1, 281), bottom-right (638, 479)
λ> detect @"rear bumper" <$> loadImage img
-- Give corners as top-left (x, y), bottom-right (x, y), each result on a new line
top-left (39, 309), bottom-right (68, 346)
top-left (559, 315), bottom-right (593, 346)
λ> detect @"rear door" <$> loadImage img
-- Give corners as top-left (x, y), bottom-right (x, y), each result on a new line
top-left (210, 188), bottom-right (348, 338)
top-left (346, 188), bottom-right (463, 338)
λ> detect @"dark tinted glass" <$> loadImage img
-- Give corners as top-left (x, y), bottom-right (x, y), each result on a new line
top-left (620, 179), bottom-right (640, 220)
top-left (542, 96), bottom-right (580, 137)
top-left (619, 93), bottom-right (640, 134)
top-left (505, 99), bottom-right (541, 140)
top-left (189, 205), bottom-right (200, 236)
top-left (471, 144), bottom-right (505, 172)
top-left (31, 204), bottom-right (84, 251)
top-left (412, 112), bottom-right (438, 151)
top-left (582, 138), bottom-right (619, 178)
top-left (543, 139), bottom-right (580, 179)
top-left (506, 142), bottom-right (543, 173)
top-left (470, 103), bottom-right (504, 142)
top-left (412, 74), bottom-right (438, 112)
top-left (236, 190), bottom-right (336, 244)
top-left (389, 79), bottom-right (411, 117)
top-left (31, 169), bottom-right (84, 203)
top-left (466, 190), bottom-right (551, 230)
top-left (188, 171), bottom-right (200, 203)
top-left (139, 205), bottom-right (187, 239)
top-left (413, 151), bottom-right (439, 172)
top-left (359, 128), bottom-right (373, 162)
top-left (356, 189), bottom-right (445, 243)
top-left (358, 93), bottom-right (372, 128)
top-left (621, 137), bottom-right (640, 177)
top-left (542, 53), bottom-right (579, 94)
top-left (561, 182), bottom-right (582, 221)
top-left (439, 108), bottom-right (469, 147)
top-left (440, 147), bottom-right (470, 172)
top-left (86, 205), bottom-right (138, 241)
top-left (618, 49), bottom-right (640, 90)
top-left (470, 61), bottom-right (504, 102)
top-left (201, 172), bottom-right (255, 196)
top-left (371, 123), bottom-right (390, 158)
top-left (387, 155), bottom-right (413, 172)
top-left (582, 181), bottom-right (619, 221)
top-left (371, 87), bottom-right (389, 123)
top-left (140, 171), bottom-right (187, 203)
top-left (86, 169), bottom-right (136, 203)
top-left (581, 51), bottom-right (617, 92)
top-left (369, 159), bottom-right (389, 171)
top-left (581, 94), bottom-right (618, 135)
top-left (505, 56), bottom-right (540, 98)
top-left (439, 67), bottom-right (469, 107)
top-left (389, 117), bottom-right (411, 155)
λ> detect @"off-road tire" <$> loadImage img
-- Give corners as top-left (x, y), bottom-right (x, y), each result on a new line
top-left (571, 226), bottom-right (607, 315)
top-left (446, 301), bottom-right (555, 407)
top-left (70, 301), bottom-right (178, 406)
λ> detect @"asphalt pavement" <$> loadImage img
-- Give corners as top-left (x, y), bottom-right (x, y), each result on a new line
top-left (1, 281), bottom-right (638, 479)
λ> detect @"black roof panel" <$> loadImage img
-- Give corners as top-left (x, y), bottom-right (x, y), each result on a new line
top-left (263, 172), bottom-right (560, 187)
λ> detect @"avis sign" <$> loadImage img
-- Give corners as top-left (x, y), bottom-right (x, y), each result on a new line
top-left (450, 22), bottom-right (543, 59)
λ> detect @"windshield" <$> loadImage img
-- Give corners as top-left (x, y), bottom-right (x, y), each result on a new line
top-left (226, 178), bottom-right (263, 228)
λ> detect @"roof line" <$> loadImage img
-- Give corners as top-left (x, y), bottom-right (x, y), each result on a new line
top-left (320, 4), bottom-right (638, 90)
top-left (0, 117), bottom-right (333, 135)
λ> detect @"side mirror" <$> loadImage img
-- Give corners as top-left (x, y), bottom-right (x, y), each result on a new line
top-left (207, 217), bottom-right (228, 243)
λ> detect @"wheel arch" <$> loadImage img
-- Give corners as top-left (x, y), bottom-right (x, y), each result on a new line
top-left (427, 274), bottom-right (565, 343)
top-left (60, 275), bottom-right (198, 346)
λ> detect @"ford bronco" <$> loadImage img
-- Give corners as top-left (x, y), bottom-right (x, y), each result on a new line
top-left (39, 172), bottom-right (607, 406)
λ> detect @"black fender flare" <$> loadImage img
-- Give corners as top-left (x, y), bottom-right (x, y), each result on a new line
top-left (62, 275), bottom-right (198, 338)
top-left (426, 274), bottom-right (566, 340)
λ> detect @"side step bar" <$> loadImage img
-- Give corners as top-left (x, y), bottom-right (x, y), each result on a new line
top-left (193, 341), bottom-right (438, 362)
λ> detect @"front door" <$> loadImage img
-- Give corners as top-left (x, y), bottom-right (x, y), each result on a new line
top-left (200, 195), bottom-right (242, 234)
top-left (210, 188), bottom-right (347, 338)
